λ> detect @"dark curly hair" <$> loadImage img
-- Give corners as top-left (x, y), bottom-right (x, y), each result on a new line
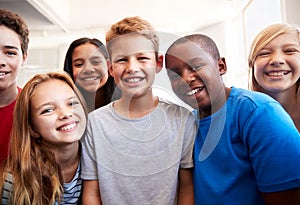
top-left (0, 9), bottom-right (29, 55)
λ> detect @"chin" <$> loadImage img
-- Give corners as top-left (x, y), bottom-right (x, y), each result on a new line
top-left (81, 86), bottom-right (98, 93)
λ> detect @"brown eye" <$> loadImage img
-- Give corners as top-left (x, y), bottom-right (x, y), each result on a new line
top-left (284, 48), bottom-right (298, 53)
top-left (167, 70), bottom-right (181, 81)
top-left (116, 58), bottom-right (127, 63)
top-left (69, 100), bottom-right (80, 107)
top-left (6, 51), bottom-right (17, 56)
top-left (41, 107), bottom-right (54, 114)
top-left (191, 64), bottom-right (204, 71)
top-left (74, 63), bottom-right (83, 67)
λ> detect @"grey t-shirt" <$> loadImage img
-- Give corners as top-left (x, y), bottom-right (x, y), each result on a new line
top-left (81, 98), bottom-right (197, 205)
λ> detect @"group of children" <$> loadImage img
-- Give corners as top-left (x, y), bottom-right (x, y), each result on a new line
top-left (0, 8), bottom-right (299, 205)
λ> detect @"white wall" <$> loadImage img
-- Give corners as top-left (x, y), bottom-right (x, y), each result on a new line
top-left (18, 0), bottom-right (299, 96)
top-left (195, 0), bottom-right (299, 90)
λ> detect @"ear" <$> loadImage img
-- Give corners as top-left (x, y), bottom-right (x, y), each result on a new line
top-left (21, 52), bottom-right (28, 66)
top-left (108, 63), bottom-right (114, 77)
top-left (218, 57), bottom-right (227, 76)
top-left (106, 59), bottom-right (111, 69)
top-left (155, 55), bottom-right (163, 73)
top-left (30, 129), bottom-right (40, 138)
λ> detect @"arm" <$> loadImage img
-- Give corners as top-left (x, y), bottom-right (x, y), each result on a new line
top-left (177, 168), bottom-right (194, 205)
top-left (261, 188), bottom-right (300, 205)
top-left (82, 180), bottom-right (102, 205)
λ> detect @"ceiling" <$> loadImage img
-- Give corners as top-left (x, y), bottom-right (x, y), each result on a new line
top-left (0, 0), bottom-right (234, 45)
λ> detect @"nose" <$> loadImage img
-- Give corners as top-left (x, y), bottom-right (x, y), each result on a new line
top-left (125, 58), bottom-right (140, 73)
top-left (59, 108), bottom-right (73, 120)
top-left (81, 61), bottom-right (95, 74)
top-left (182, 68), bottom-right (196, 85)
top-left (269, 51), bottom-right (285, 66)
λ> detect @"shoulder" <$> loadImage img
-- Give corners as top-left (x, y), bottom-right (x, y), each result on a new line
top-left (230, 87), bottom-right (275, 102)
top-left (158, 97), bottom-right (196, 125)
top-left (226, 87), bottom-right (292, 127)
top-left (158, 97), bottom-right (192, 114)
top-left (229, 88), bottom-right (298, 134)
top-left (229, 87), bottom-right (280, 109)
top-left (89, 102), bottom-right (113, 117)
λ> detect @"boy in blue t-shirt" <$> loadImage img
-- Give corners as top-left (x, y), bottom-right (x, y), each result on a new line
top-left (165, 33), bottom-right (300, 205)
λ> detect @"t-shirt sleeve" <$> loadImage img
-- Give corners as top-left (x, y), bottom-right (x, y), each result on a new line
top-left (81, 118), bottom-right (98, 180)
top-left (243, 101), bottom-right (300, 192)
top-left (180, 111), bottom-right (197, 169)
top-left (1, 172), bottom-right (13, 204)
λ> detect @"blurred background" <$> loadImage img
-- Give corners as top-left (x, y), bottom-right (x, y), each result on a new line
top-left (1, 0), bottom-right (299, 102)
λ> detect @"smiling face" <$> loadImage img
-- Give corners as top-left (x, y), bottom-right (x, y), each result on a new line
top-left (0, 25), bottom-right (26, 91)
top-left (109, 34), bottom-right (162, 99)
top-left (166, 41), bottom-right (226, 117)
top-left (30, 79), bottom-right (86, 147)
top-left (253, 31), bottom-right (300, 94)
top-left (72, 43), bottom-right (109, 93)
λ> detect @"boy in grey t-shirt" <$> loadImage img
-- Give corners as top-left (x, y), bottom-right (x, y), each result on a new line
top-left (81, 16), bottom-right (197, 205)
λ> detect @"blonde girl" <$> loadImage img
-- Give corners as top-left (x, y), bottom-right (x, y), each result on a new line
top-left (248, 23), bottom-right (300, 131)
top-left (0, 72), bottom-right (87, 204)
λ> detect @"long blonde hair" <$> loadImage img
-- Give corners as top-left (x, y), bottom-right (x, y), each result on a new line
top-left (0, 72), bottom-right (87, 205)
top-left (248, 23), bottom-right (300, 92)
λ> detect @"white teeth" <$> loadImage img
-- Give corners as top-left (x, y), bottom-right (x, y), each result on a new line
top-left (187, 88), bottom-right (201, 96)
top-left (82, 76), bottom-right (99, 81)
top-left (0, 72), bottom-right (7, 76)
top-left (267, 71), bottom-right (289, 76)
top-left (126, 78), bottom-right (142, 83)
top-left (59, 122), bottom-right (76, 131)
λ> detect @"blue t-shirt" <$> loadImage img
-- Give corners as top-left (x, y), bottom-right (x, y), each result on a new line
top-left (193, 87), bottom-right (300, 205)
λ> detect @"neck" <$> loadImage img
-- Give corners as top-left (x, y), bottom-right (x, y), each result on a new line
top-left (0, 84), bottom-right (18, 107)
top-left (267, 88), bottom-right (300, 132)
top-left (54, 142), bottom-right (80, 183)
top-left (81, 89), bottom-right (97, 112)
top-left (114, 91), bottom-right (158, 119)
top-left (263, 87), bottom-right (299, 113)
top-left (55, 143), bottom-right (79, 167)
top-left (199, 86), bottom-right (230, 118)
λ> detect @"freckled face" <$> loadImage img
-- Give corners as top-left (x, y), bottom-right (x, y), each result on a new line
top-left (0, 26), bottom-right (26, 90)
top-left (30, 79), bottom-right (86, 147)
top-left (72, 43), bottom-right (109, 93)
top-left (253, 32), bottom-right (300, 93)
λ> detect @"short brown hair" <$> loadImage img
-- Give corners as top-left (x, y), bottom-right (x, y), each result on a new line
top-left (105, 16), bottom-right (159, 58)
top-left (0, 9), bottom-right (29, 55)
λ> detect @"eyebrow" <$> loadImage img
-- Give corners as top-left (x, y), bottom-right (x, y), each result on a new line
top-left (3, 45), bottom-right (20, 50)
top-left (189, 56), bottom-right (208, 62)
top-left (264, 42), bottom-right (300, 48)
top-left (34, 96), bottom-right (77, 111)
top-left (113, 51), bottom-right (153, 58)
top-left (167, 57), bottom-right (207, 71)
top-left (89, 56), bottom-right (104, 61)
top-left (73, 55), bottom-right (103, 62)
top-left (72, 58), bottom-right (84, 63)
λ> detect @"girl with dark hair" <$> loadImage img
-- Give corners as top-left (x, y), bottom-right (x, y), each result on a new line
top-left (64, 37), bottom-right (120, 112)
